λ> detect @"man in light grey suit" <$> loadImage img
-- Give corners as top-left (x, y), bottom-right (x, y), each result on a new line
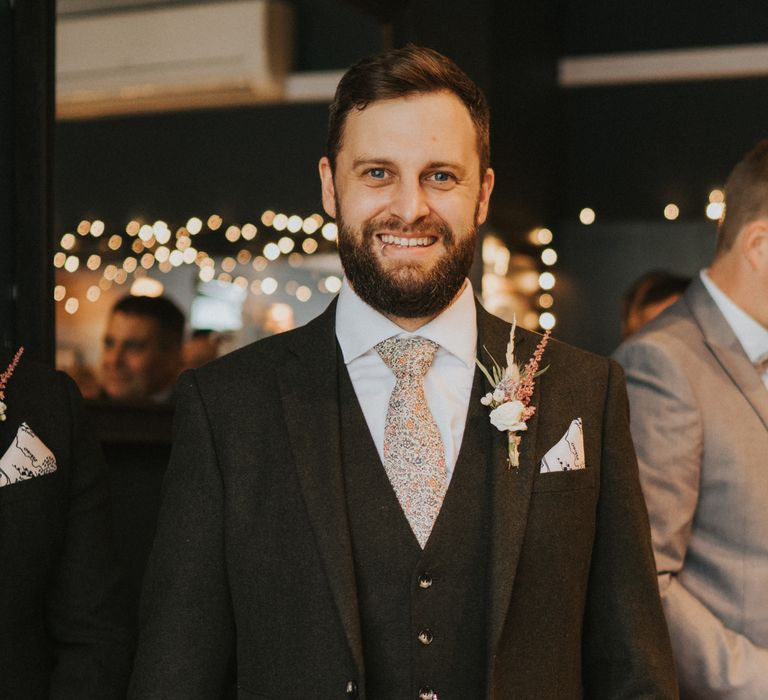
top-left (615, 140), bottom-right (768, 699)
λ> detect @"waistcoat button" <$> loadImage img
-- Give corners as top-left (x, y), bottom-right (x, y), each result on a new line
top-left (418, 687), bottom-right (435, 699)
top-left (418, 628), bottom-right (433, 645)
top-left (418, 573), bottom-right (433, 589)
top-left (346, 680), bottom-right (358, 697)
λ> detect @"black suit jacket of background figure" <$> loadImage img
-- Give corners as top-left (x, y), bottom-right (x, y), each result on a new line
top-left (0, 357), bottom-right (132, 700)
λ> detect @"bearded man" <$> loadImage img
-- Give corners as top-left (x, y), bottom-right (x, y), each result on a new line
top-left (129, 46), bottom-right (677, 700)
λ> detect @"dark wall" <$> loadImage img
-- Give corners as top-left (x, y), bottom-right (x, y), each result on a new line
top-left (291, 0), bottom-right (383, 70)
top-left (487, 0), bottom-right (559, 237)
top-left (562, 79), bottom-right (768, 222)
top-left (564, 0), bottom-right (768, 54)
top-left (56, 103), bottom-right (330, 231)
top-left (557, 3), bottom-right (768, 223)
top-left (555, 221), bottom-right (714, 356)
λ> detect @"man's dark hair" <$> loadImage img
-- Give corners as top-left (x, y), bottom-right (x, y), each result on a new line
top-left (111, 295), bottom-right (185, 347)
top-left (623, 270), bottom-right (690, 311)
top-left (327, 44), bottom-right (490, 177)
top-left (717, 139), bottom-right (768, 254)
top-left (621, 270), bottom-right (690, 337)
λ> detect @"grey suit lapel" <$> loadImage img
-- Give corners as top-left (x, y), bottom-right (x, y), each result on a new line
top-left (278, 300), bottom-right (365, 679)
top-left (476, 304), bottom-right (540, 660)
top-left (685, 278), bottom-right (768, 431)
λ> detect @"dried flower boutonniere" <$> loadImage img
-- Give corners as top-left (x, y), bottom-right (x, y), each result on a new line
top-left (476, 320), bottom-right (550, 468)
top-left (0, 347), bottom-right (24, 422)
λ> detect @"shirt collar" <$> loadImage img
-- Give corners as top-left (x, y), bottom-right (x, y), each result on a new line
top-left (335, 277), bottom-right (477, 368)
top-left (700, 269), bottom-right (768, 364)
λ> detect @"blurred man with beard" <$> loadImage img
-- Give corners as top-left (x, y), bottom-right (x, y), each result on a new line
top-left (130, 46), bottom-right (676, 699)
top-left (100, 295), bottom-right (184, 402)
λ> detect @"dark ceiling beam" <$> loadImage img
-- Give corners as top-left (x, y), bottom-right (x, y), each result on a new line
top-left (340, 0), bottom-right (409, 23)
top-left (0, 0), bottom-right (56, 361)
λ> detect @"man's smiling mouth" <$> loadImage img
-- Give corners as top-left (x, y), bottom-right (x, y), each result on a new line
top-left (378, 234), bottom-right (438, 248)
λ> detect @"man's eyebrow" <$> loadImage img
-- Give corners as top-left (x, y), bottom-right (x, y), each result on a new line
top-left (351, 158), bottom-right (467, 173)
top-left (351, 157), bottom-right (397, 169)
top-left (427, 160), bottom-right (466, 173)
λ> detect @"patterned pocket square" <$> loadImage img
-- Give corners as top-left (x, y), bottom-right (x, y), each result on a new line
top-left (540, 418), bottom-right (585, 473)
top-left (0, 423), bottom-right (57, 488)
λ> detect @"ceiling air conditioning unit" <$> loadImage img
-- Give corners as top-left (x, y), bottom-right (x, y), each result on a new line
top-left (56, 0), bottom-right (294, 119)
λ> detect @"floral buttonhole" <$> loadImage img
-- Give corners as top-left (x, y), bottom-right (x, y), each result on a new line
top-left (476, 319), bottom-right (550, 468)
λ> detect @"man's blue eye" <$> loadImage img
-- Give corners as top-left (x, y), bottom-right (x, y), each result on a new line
top-left (369, 168), bottom-right (386, 179)
top-left (433, 172), bottom-right (451, 182)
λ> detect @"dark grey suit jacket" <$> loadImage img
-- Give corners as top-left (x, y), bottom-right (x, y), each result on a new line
top-left (0, 358), bottom-right (131, 700)
top-left (130, 301), bottom-right (677, 699)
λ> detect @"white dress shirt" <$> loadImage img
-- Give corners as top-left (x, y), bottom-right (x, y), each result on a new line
top-left (700, 269), bottom-right (768, 389)
top-left (335, 277), bottom-right (477, 481)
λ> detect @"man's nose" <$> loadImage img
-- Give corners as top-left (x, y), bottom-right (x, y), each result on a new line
top-left (388, 177), bottom-right (430, 225)
top-left (103, 346), bottom-right (123, 367)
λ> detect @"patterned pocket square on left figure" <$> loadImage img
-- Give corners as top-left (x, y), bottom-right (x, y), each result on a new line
top-left (540, 418), bottom-right (585, 473)
top-left (0, 422), bottom-right (57, 488)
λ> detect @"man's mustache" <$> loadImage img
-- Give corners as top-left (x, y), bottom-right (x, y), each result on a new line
top-left (361, 217), bottom-right (454, 243)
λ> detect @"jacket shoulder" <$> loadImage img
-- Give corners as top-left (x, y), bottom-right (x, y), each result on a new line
top-left (188, 312), bottom-right (332, 403)
top-left (614, 297), bottom-right (701, 366)
top-left (479, 304), bottom-right (616, 390)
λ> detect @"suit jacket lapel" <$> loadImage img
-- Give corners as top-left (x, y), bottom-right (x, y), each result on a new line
top-left (686, 279), bottom-right (768, 432)
top-left (278, 300), bottom-right (365, 679)
top-left (476, 304), bottom-right (540, 659)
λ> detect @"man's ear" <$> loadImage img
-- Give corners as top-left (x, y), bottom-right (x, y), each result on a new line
top-left (740, 219), bottom-right (768, 271)
top-left (476, 167), bottom-right (495, 226)
top-left (318, 157), bottom-right (337, 219)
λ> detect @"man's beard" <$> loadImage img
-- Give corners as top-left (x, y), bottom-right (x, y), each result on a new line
top-left (337, 212), bottom-right (477, 319)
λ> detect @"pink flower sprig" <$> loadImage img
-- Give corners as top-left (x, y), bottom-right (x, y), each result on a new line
top-left (0, 346), bottom-right (24, 421)
top-left (517, 331), bottom-right (550, 406)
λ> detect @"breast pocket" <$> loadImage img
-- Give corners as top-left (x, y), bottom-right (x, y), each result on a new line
top-left (0, 471), bottom-right (57, 504)
top-left (532, 467), bottom-right (595, 493)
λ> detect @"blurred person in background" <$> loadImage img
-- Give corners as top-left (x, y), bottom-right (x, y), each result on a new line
top-left (615, 140), bottom-right (768, 698)
top-left (100, 295), bottom-right (184, 402)
top-left (621, 270), bottom-right (690, 339)
top-left (0, 349), bottom-right (131, 699)
top-left (182, 329), bottom-right (223, 370)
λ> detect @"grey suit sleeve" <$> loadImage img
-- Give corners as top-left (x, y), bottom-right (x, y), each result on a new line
top-left (615, 340), bottom-right (768, 699)
top-left (129, 371), bottom-right (235, 699)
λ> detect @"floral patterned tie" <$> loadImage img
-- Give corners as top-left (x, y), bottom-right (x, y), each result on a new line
top-left (375, 337), bottom-right (447, 548)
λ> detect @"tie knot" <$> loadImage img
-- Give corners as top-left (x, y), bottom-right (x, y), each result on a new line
top-left (375, 337), bottom-right (439, 379)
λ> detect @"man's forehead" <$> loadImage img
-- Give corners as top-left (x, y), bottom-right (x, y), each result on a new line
top-left (107, 312), bottom-right (161, 339)
top-left (339, 91), bottom-right (479, 162)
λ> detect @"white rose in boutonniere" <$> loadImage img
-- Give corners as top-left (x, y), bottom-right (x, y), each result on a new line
top-left (477, 318), bottom-right (550, 468)
top-left (489, 400), bottom-right (528, 432)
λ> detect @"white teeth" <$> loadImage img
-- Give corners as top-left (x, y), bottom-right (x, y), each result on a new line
top-left (380, 234), bottom-right (434, 247)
